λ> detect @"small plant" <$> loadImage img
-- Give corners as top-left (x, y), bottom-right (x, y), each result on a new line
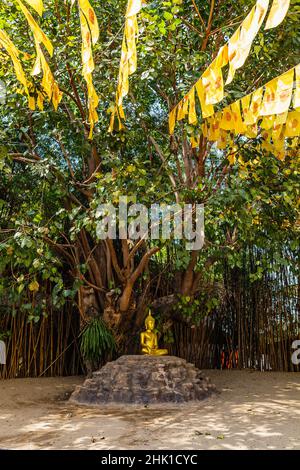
top-left (80, 317), bottom-right (116, 363)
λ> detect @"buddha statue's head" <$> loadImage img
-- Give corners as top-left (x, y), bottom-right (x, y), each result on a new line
top-left (145, 310), bottom-right (155, 331)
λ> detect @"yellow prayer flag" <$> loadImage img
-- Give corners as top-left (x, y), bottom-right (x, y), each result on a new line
top-left (33, 40), bottom-right (62, 109)
top-left (203, 60), bottom-right (224, 106)
top-left (244, 87), bottom-right (263, 125)
top-left (261, 69), bottom-right (293, 116)
top-left (260, 77), bottom-right (277, 115)
top-left (126, 0), bottom-right (142, 17)
top-left (0, 29), bottom-right (28, 94)
top-left (203, 45), bottom-right (228, 106)
top-left (217, 130), bottom-right (228, 149)
top-left (265, 0), bottom-right (290, 30)
top-left (247, 0), bottom-right (270, 39)
top-left (110, 0), bottom-right (142, 132)
top-left (16, 0), bottom-right (53, 56)
top-left (190, 136), bottom-right (200, 148)
top-left (169, 106), bottom-right (177, 135)
top-left (231, 101), bottom-right (246, 134)
top-left (52, 83), bottom-right (63, 111)
top-left (241, 94), bottom-right (251, 123)
top-left (285, 110), bottom-right (300, 137)
top-left (207, 113), bottom-right (221, 141)
top-left (220, 107), bottom-right (235, 131)
top-left (272, 122), bottom-right (283, 141)
top-left (78, 0), bottom-right (99, 44)
top-left (261, 115), bottom-right (275, 129)
top-left (24, 0), bottom-right (44, 16)
top-left (244, 123), bottom-right (258, 138)
top-left (226, 0), bottom-right (269, 85)
top-left (37, 91), bottom-right (44, 110)
top-left (78, 0), bottom-right (99, 138)
top-left (202, 121), bottom-right (208, 138)
top-left (177, 97), bottom-right (189, 121)
top-left (28, 95), bottom-right (36, 110)
top-left (226, 29), bottom-right (240, 86)
top-left (195, 79), bottom-right (214, 118)
top-left (274, 111), bottom-right (288, 125)
top-left (188, 88), bottom-right (197, 125)
top-left (273, 68), bottom-right (294, 114)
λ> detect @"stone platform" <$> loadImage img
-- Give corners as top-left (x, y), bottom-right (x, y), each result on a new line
top-left (70, 355), bottom-right (216, 405)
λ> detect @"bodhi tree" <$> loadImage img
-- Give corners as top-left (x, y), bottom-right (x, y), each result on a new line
top-left (0, 0), bottom-right (299, 354)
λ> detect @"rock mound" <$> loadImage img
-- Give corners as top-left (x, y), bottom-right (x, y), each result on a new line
top-left (70, 355), bottom-right (216, 405)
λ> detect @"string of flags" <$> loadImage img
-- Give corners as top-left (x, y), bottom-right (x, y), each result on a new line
top-left (108, 0), bottom-right (143, 132)
top-left (169, 0), bottom-right (291, 135)
top-left (0, 0), bottom-right (295, 149)
top-left (195, 64), bottom-right (299, 162)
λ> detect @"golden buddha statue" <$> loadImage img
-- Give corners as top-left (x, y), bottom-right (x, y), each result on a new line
top-left (140, 310), bottom-right (168, 356)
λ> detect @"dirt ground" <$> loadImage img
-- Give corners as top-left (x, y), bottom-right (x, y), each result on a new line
top-left (0, 370), bottom-right (299, 450)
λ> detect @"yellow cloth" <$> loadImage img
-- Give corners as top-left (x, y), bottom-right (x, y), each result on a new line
top-left (261, 69), bottom-right (293, 117)
top-left (195, 79), bottom-right (214, 118)
top-left (261, 115), bottom-right (275, 129)
top-left (203, 45), bottom-right (228, 105)
top-left (207, 113), bottom-right (221, 141)
top-left (217, 129), bottom-right (228, 149)
top-left (273, 69), bottom-right (294, 114)
top-left (265, 0), bottom-right (290, 30)
top-left (169, 106), bottom-right (177, 135)
top-left (285, 110), bottom-right (300, 137)
top-left (188, 87), bottom-right (197, 125)
top-left (190, 136), bottom-right (200, 148)
top-left (231, 101), bottom-right (246, 133)
top-left (226, 0), bottom-right (269, 85)
top-left (32, 39), bottom-right (62, 110)
top-left (244, 87), bottom-right (263, 125)
top-left (0, 29), bottom-right (29, 95)
top-left (78, 0), bottom-right (99, 138)
top-left (24, 0), bottom-right (44, 16)
top-left (16, 0), bottom-right (53, 56)
top-left (220, 107), bottom-right (235, 130)
top-left (110, 0), bottom-right (142, 131)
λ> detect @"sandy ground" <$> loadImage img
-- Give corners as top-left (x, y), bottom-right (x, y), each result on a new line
top-left (0, 370), bottom-right (300, 450)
